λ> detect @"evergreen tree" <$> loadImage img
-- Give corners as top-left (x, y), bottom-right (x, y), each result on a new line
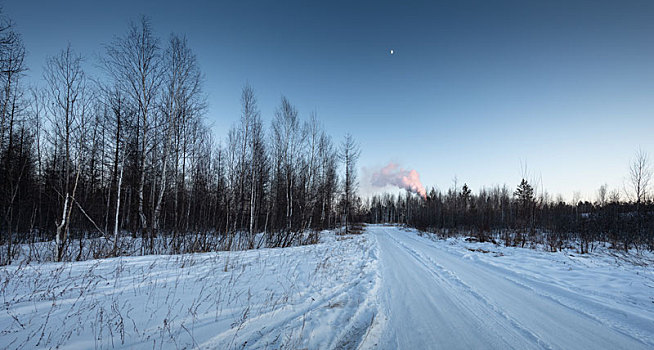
top-left (514, 179), bottom-right (534, 208)
top-left (460, 183), bottom-right (472, 210)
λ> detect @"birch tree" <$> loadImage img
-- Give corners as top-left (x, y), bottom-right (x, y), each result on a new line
top-left (103, 17), bottom-right (163, 252)
top-left (44, 45), bottom-right (88, 261)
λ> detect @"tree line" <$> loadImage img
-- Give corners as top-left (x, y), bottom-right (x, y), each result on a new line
top-left (0, 14), bottom-right (361, 264)
top-left (365, 150), bottom-right (654, 253)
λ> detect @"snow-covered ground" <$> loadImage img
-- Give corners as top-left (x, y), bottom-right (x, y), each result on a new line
top-left (1, 225), bottom-right (653, 349)
top-left (0, 232), bottom-right (380, 349)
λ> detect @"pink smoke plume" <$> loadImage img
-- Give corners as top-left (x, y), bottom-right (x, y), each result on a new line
top-left (371, 163), bottom-right (427, 199)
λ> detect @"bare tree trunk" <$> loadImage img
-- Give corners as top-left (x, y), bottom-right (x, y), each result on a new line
top-left (249, 174), bottom-right (256, 248)
top-left (138, 121), bottom-right (148, 252)
top-left (153, 130), bottom-right (171, 236)
top-left (55, 194), bottom-right (69, 262)
top-left (113, 149), bottom-right (125, 256)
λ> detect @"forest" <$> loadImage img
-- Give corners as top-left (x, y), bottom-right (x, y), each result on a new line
top-left (0, 14), bottom-right (362, 264)
top-left (365, 158), bottom-right (654, 254)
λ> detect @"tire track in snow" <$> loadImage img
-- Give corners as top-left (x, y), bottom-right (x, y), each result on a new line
top-left (383, 227), bottom-right (651, 350)
top-left (373, 227), bottom-right (543, 349)
top-left (401, 233), bottom-right (654, 348)
top-left (383, 230), bottom-right (552, 349)
top-left (199, 235), bottom-right (381, 350)
top-left (331, 234), bottom-right (383, 350)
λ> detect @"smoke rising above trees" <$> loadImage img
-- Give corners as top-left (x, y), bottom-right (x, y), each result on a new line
top-left (365, 149), bottom-right (654, 253)
top-left (371, 162), bottom-right (426, 199)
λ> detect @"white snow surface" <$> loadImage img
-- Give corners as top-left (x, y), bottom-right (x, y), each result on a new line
top-left (0, 232), bottom-right (380, 349)
top-left (1, 225), bottom-right (653, 349)
top-left (370, 225), bottom-right (654, 349)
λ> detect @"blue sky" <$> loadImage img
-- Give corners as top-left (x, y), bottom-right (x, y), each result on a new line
top-left (6, 0), bottom-right (654, 201)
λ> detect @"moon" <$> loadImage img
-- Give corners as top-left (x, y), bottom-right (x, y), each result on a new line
top-left (390, 49), bottom-right (394, 55)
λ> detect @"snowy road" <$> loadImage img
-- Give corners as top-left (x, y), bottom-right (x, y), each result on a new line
top-left (2, 227), bottom-right (652, 349)
top-left (367, 225), bottom-right (653, 350)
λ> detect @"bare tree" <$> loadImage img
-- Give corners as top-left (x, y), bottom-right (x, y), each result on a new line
top-left (237, 84), bottom-right (265, 247)
top-left (609, 189), bottom-right (620, 203)
top-left (317, 131), bottom-right (337, 229)
top-left (153, 33), bottom-right (204, 240)
top-left (596, 184), bottom-right (608, 206)
top-left (628, 148), bottom-right (652, 204)
top-left (626, 148), bottom-right (652, 251)
top-left (297, 114), bottom-right (323, 231)
top-left (0, 19), bottom-right (26, 264)
top-left (103, 17), bottom-right (163, 252)
top-left (339, 133), bottom-right (360, 233)
top-left (0, 15), bottom-right (24, 147)
top-left (271, 96), bottom-right (302, 234)
top-left (44, 45), bottom-right (88, 261)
